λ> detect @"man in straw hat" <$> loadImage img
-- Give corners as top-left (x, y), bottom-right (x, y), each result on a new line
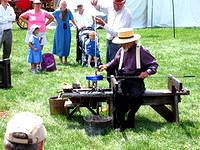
top-left (98, 28), bottom-right (158, 131)
top-left (3, 112), bottom-right (47, 150)
top-left (91, 0), bottom-right (132, 82)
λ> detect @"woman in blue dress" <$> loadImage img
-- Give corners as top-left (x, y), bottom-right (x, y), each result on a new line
top-left (52, 0), bottom-right (78, 64)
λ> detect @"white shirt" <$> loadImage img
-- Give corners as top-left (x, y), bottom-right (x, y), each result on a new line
top-left (0, 4), bottom-right (16, 30)
top-left (74, 11), bottom-right (94, 29)
top-left (95, 3), bottom-right (132, 40)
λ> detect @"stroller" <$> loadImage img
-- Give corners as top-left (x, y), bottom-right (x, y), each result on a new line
top-left (78, 27), bottom-right (101, 67)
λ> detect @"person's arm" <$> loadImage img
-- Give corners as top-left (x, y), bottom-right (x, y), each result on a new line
top-left (95, 17), bottom-right (118, 37)
top-left (0, 16), bottom-right (7, 24)
top-left (139, 46), bottom-right (159, 79)
top-left (71, 19), bottom-right (79, 29)
top-left (45, 13), bottom-right (54, 26)
top-left (0, 6), bottom-right (16, 23)
top-left (28, 36), bottom-right (38, 50)
top-left (91, 0), bottom-right (109, 15)
top-left (69, 10), bottom-right (79, 29)
top-left (29, 42), bottom-right (37, 51)
top-left (5, 6), bottom-right (16, 22)
top-left (19, 11), bottom-right (29, 23)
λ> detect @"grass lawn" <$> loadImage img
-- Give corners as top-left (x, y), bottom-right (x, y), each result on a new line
top-left (0, 24), bottom-right (200, 150)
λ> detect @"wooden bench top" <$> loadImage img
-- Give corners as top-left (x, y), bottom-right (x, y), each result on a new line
top-left (62, 88), bottom-right (189, 101)
top-left (144, 88), bottom-right (189, 96)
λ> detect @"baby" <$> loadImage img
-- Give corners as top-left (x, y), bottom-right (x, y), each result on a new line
top-left (85, 31), bottom-right (100, 67)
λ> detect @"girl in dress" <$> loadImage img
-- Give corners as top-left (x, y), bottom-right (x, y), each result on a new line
top-left (28, 24), bottom-right (42, 73)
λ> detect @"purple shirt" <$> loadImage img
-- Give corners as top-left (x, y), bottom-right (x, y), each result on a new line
top-left (106, 44), bottom-right (158, 75)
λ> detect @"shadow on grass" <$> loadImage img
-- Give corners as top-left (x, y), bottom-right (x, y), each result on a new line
top-left (66, 115), bottom-right (167, 132)
top-left (179, 120), bottom-right (200, 138)
top-left (134, 116), bottom-right (167, 132)
top-left (66, 114), bottom-right (84, 129)
top-left (56, 62), bottom-right (80, 67)
top-left (12, 70), bottom-right (24, 75)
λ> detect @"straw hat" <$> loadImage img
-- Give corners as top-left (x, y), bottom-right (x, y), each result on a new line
top-left (112, 28), bottom-right (141, 44)
top-left (5, 112), bottom-right (46, 144)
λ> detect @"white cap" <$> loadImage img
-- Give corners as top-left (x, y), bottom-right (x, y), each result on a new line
top-left (33, 0), bottom-right (42, 4)
top-left (30, 24), bottom-right (40, 33)
top-left (5, 112), bottom-right (46, 144)
top-left (76, 0), bottom-right (83, 7)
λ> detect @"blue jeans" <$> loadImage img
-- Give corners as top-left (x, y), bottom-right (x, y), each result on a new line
top-left (106, 39), bottom-right (120, 86)
top-left (106, 39), bottom-right (120, 63)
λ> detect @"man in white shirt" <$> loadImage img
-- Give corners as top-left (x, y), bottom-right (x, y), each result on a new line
top-left (74, 2), bottom-right (94, 64)
top-left (0, 0), bottom-right (16, 59)
top-left (91, 0), bottom-right (132, 81)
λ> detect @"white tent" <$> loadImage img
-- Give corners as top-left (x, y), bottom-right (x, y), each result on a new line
top-left (126, 0), bottom-right (200, 28)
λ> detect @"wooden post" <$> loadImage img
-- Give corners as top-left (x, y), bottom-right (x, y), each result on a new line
top-left (172, 95), bottom-right (180, 122)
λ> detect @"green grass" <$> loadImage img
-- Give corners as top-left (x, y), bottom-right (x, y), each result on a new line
top-left (0, 24), bottom-right (200, 150)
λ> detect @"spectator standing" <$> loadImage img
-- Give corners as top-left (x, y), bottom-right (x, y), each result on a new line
top-left (91, 0), bottom-right (132, 80)
top-left (28, 24), bottom-right (42, 73)
top-left (19, 0), bottom-right (54, 50)
top-left (0, 0), bottom-right (16, 59)
top-left (74, 1), bottom-right (94, 64)
top-left (52, 0), bottom-right (78, 65)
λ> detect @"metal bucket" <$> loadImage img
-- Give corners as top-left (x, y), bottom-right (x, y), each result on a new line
top-left (84, 115), bottom-right (112, 136)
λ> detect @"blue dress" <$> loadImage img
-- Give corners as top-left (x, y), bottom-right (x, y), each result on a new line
top-left (52, 9), bottom-right (74, 57)
top-left (28, 35), bottom-right (42, 64)
top-left (86, 39), bottom-right (100, 57)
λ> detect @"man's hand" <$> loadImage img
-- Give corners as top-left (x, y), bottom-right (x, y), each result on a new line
top-left (98, 65), bottom-right (107, 72)
top-left (91, 0), bottom-right (98, 6)
top-left (139, 71), bottom-right (149, 79)
top-left (95, 17), bottom-right (105, 26)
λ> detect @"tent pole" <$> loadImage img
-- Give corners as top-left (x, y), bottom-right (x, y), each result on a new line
top-left (172, 0), bottom-right (175, 38)
top-left (151, 0), bottom-right (154, 27)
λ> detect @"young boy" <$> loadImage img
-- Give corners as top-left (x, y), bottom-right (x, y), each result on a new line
top-left (85, 31), bottom-right (100, 67)
top-left (28, 24), bottom-right (42, 73)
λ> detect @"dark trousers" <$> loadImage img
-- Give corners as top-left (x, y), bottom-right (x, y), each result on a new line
top-left (76, 29), bottom-right (82, 63)
top-left (0, 29), bottom-right (12, 59)
top-left (115, 93), bottom-right (143, 129)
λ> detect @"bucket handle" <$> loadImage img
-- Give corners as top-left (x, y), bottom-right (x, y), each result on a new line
top-left (58, 91), bottom-right (63, 99)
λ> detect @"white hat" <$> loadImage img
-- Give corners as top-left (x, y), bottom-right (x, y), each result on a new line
top-left (33, 0), bottom-right (42, 4)
top-left (112, 28), bottom-right (141, 44)
top-left (5, 112), bottom-right (46, 144)
top-left (76, 0), bottom-right (83, 7)
top-left (30, 24), bottom-right (40, 33)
